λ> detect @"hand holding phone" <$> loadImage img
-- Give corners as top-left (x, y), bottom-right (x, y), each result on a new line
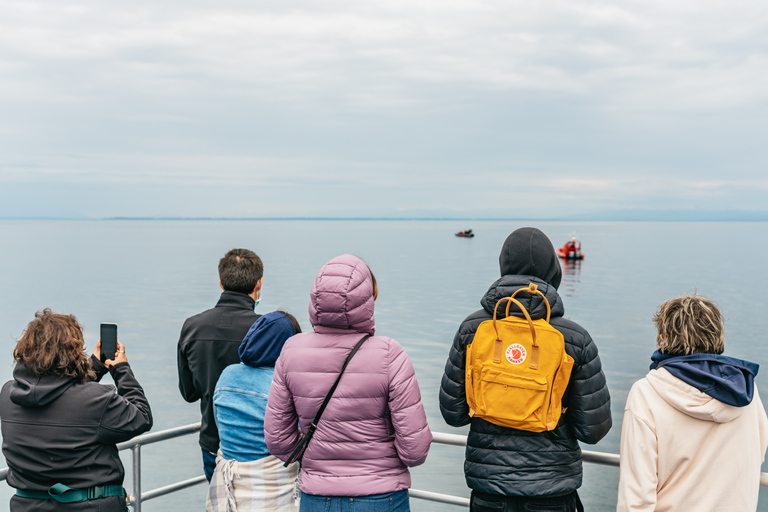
top-left (105, 341), bottom-right (128, 367)
top-left (100, 323), bottom-right (118, 362)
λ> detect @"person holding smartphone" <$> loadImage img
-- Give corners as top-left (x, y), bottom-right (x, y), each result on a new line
top-left (0, 309), bottom-right (153, 512)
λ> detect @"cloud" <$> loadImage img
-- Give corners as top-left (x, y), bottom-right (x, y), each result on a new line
top-left (0, 0), bottom-right (767, 218)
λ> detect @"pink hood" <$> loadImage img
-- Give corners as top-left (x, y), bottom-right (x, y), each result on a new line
top-left (309, 254), bottom-right (375, 335)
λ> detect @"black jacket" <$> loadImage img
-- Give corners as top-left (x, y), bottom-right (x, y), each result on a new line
top-left (0, 357), bottom-right (152, 512)
top-left (439, 228), bottom-right (611, 497)
top-left (177, 291), bottom-right (260, 452)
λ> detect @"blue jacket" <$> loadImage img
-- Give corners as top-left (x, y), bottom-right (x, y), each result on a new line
top-left (213, 311), bottom-right (297, 462)
top-left (213, 364), bottom-right (274, 461)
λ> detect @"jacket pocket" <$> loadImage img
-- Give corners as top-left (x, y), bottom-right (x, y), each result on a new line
top-left (478, 367), bottom-right (547, 422)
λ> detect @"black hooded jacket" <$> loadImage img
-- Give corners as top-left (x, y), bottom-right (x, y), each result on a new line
top-left (439, 228), bottom-right (611, 497)
top-left (0, 356), bottom-right (152, 512)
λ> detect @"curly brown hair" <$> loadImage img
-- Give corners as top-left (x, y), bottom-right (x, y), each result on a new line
top-left (14, 309), bottom-right (95, 382)
top-left (653, 294), bottom-right (725, 356)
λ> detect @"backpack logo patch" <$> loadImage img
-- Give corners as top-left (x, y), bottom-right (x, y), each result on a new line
top-left (505, 344), bottom-right (527, 365)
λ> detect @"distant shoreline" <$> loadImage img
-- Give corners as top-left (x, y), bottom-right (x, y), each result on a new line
top-left (2, 216), bottom-right (768, 222)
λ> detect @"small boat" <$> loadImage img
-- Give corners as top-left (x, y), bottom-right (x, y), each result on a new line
top-left (455, 228), bottom-right (474, 238)
top-left (557, 238), bottom-right (584, 260)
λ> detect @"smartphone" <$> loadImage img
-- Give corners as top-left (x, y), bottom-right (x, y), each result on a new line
top-left (100, 323), bottom-right (118, 361)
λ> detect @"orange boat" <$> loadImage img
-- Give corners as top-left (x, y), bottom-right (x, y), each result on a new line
top-left (557, 238), bottom-right (584, 260)
top-left (455, 228), bottom-right (474, 238)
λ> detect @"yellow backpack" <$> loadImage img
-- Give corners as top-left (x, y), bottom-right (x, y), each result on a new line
top-left (465, 283), bottom-right (574, 431)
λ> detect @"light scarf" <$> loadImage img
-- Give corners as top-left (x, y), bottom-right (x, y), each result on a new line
top-left (206, 451), bottom-right (299, 512)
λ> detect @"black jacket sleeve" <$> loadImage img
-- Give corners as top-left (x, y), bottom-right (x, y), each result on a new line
top-left (89, 354), bottom-right (110, 383)
top-left (177, 321), bottom-right (200, 403)
top-left (439, 313), bottom-right (483, 427)
top-left (557, 322), bottom-right (612, 445)
top-left (96, 362), bottom-right (153, 444)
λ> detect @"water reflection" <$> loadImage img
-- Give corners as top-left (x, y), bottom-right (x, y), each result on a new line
top-left (559, 258), bottom-right (582, 298)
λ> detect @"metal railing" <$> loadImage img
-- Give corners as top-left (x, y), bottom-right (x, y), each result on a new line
top-left (2, 423), bottom-right (767, 510)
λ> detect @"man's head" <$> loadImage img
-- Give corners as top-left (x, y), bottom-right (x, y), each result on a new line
top-left (218, 249), bottom-right (263, 296)
top-left (499, 227), bottom-right (562, 289)
top-left (653, 293), bottom-right (725, 356)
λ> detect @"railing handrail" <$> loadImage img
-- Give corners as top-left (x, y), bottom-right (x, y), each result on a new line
top-left (116, 422), bottom-right (202, 451)
top-left (2, 423), bottom-right (767, 508)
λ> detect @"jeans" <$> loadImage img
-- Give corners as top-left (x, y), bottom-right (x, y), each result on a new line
top-left (300, 490), bottom-right (410, 512)
top-left (470, 491), bottom-right (583, 512)
top-left (202, 449), bottom-right (217, 482)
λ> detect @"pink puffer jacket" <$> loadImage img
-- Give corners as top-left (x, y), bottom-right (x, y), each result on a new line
top-left (264, 254), bottom-right (432, 496)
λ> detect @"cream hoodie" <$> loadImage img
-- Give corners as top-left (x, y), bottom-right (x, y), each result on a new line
top-left (617, 368), bottom-right (768, 512)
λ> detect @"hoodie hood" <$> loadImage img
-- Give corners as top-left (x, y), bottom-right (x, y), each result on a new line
top-left (646, 367), bottom-right (750, 423)
top-left (309, 254), bottom-right (376, 335)
top-left (481, 275), bottom-right (564, 320)
top-left (8, 361), bottom-right (76, 408)
top-left (499, 227), bottom-right (562, 290)
top-left (239, 311), bottom-right (295, 368)
top-left (650, 351), bottom-right (759, 408)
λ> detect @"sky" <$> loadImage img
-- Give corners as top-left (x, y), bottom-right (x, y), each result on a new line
top-left (1, 0), bottom-right (767, 219)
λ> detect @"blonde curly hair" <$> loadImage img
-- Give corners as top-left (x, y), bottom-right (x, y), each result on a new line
top-left (653, 294), bottom-right (724, 356)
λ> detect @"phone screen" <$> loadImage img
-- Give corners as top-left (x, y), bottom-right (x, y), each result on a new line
top-left (100, 323), bottom-right (118, 361)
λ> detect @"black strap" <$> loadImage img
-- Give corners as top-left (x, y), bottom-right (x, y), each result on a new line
top-left (283, 334), bottom-right (371, 467)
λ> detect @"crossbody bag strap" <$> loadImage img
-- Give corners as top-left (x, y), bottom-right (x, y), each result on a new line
top-left (283, 334), bottom-right (371, 467)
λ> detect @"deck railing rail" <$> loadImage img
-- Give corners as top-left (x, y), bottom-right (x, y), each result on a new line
top-left (2, 422), bottom-right (767, 510)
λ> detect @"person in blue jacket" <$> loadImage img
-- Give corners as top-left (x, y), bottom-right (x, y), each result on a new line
top-left (206, 311), bottom-right (301, 512)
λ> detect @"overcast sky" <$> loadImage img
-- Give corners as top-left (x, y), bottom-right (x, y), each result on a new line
top-left (1, 0), bottom-right (767, 218)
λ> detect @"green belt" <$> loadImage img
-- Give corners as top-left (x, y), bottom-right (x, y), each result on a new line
top-left (16, 483), bottom-right (127, 503)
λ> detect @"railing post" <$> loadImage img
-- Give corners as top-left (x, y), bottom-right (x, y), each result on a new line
top-left (132, 444), bottom-right (142, 512)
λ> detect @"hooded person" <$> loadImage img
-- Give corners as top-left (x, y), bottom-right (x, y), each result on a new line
top-left (207, 311), bottom-right (302, 512)
top-left (264, 254), bottom-right (432, 512)
top-left (617, 294), bottom-right (768, 512)
top-left (0, 309), bottom-right (152, 512)
top-left (439, 227), bottom-right (612, 512)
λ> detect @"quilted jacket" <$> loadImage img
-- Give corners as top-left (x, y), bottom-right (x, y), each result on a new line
top-left (439, 228), bottom-right (612, 497)
top-left (264, 254), bottom-right (432, 496)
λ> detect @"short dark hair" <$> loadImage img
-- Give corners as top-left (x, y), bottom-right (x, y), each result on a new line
top-left (276, 311), bottom-right (302, 334)
top-left (14, 309), bottom-right (95, 383)
top-left (218, 249), bottom-right (263, 294)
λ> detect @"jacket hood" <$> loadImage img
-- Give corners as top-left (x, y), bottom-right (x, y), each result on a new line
top-left (309, 254), bottom-right (376, 335)
top-left (239, 311), bottom-right (295, 368)
top-left (481, 275), bottom-right (564, 320)
top-left (646, 367), bottom-right (749, 423)
top-left (8, 361), bottom-right (75, 408)
top-left (499, 227), bottom-right (562, 290)
top-left (650, 351), bottom-right (759, 408)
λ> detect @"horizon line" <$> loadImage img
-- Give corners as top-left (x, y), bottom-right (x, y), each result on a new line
top-left (2, 215), bottom-right (768, 222)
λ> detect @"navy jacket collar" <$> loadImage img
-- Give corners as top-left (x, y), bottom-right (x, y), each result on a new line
top-left (650, 351), bottom-right (759, 407)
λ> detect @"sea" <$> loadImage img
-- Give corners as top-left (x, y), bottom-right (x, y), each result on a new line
top-left (1, 219), bottom-right (767, 511)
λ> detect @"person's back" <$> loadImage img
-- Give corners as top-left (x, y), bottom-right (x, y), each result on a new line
top-left (265, 255), bottom-right (432, 510)
top-left (439, 227), bottom-right (612, 511)
top-left (214, 364), bottom-right (274, 460)
top-left (617, 294), bottom-right (768, 512)
top-left (207, 311), bottom-right (301, 512)
top-left (177, 248), bottom-right (264, 481)
top-left (0, 309), bottom-right (152, 512)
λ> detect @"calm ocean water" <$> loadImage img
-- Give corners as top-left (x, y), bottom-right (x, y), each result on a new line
top-left (1, 220), bottom-right (767, 511)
